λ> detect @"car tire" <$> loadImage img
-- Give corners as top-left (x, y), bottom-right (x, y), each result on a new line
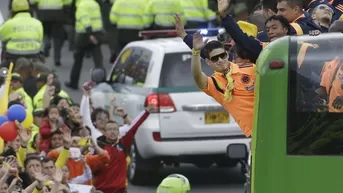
top-left (128, 142), bottom-right (160, 185)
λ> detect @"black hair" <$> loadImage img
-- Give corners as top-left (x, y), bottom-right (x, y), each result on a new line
top-left (43, 105), bottom-right (60, 118)
top-left (41, 156), bottom-right (55, 164)
top-left (52, 79), bottom-right (62, 94)
top-left (91, 107), bottom-right (109, 123)
top-left (8, 100), bottom-right (23, 108)
top-left (1, 147), bottom-right (16, 157)
top-left (277, 0), bottom-right (303, 9)
top-left (23, 154), bottom-right (41, 169)
top-left (263, 1), bottom-right (277, 13)
top-left (50, 95), bottom-right (64, 106)
top-left (265, 15), bottom-right (291, 35)
top-left (204, 40), bottom-right (225, 59)
top-left (51, 129), bottom-right (63, 136)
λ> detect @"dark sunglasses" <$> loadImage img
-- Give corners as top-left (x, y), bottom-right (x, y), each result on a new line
top-left (210, 52), bottom-right (228, 62)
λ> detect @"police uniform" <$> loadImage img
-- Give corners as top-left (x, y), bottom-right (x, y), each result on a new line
top-left (65, 0), bottom-right (104, 90)
top-left (10, 73), bottom-right (34, 112)
top-left (108, 0), bottom-right (147, 57)
top-left (181, 0), bottom-right (216, 29)
top-left (30, 0), bottom-right (72, 66)
top-left (0, 0), bottom-right (43, 68)
top-left (34, 73), bottom-right (70, 110)
top-left (144, 0), bottom-right (186, 30)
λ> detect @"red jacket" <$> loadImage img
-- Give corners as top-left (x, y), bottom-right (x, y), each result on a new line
top-left (94, 111), bottom-right (149, 193)
top-left (39, 119), bottom-right (52, 153)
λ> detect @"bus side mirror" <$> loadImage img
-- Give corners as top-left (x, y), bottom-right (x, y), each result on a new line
top-left (91, 67), bottom-right (107, 84)
top-left (226, 144), bottom-right (248, 160)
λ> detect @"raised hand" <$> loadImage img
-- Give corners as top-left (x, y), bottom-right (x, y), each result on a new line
top-left (53, 168), bottom-right (63, 183)
top-left (173, 14), bottom-right (187, 39)
top-left (63, 127), bottom-right (72, 148)
top-left (15, 121), bottom-right (31, 146)
top-left (47, 85), bottom-right (56, 96)
top-left (116, 107), bottom-right (126, 117)
top-left (145, 103), bottom-right (157, 113)
top-left (31, 167), bottom-right (47, 183)
top-left (47, 74), bottom-right (54, 86)
top-left (218, 0), bottom-right (230, 15)
top-left (110, 96), bottom-right (116, 107)
top-left (4, 156), bottom-right (18, 169)
top-left (193, 31), bottom-right (208, 50)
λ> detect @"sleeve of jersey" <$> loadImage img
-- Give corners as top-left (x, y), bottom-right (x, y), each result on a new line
top-left (121, 111), bottom-right (150, 150)
top-left (80, 95), bottom-right (103, 141)
top-left (55, 147), bottom-right (69, 169)
top-left (221, 14), bottom-right (262, 63)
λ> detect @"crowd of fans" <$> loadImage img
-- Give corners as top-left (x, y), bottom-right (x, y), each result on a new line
top-left (0, 57), bottom-right (155, 193)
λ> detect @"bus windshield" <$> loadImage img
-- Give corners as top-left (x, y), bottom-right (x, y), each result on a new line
top-left (288, 33), bottom-right (343, 155)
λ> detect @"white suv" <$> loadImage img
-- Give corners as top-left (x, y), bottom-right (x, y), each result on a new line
top-left (90, 36), bottom-right (250, 185)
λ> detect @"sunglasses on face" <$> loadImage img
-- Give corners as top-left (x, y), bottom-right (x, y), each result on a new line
top-left (210, 52), bottom-right (228, 63)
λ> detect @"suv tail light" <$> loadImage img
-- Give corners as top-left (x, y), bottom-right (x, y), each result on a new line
top-left (144, 93), bottom-right (176, 113)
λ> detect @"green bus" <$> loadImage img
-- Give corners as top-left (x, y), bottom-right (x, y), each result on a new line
top-left (227, 33), bottom-right (343, 193)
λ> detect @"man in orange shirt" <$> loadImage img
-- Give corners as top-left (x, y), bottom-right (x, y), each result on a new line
top-left (191, 31), bottom-right (255, 137)
top-left (317, 56), bottom-right (343, 112)
top-left (315, 21), bottom-right (343, 112)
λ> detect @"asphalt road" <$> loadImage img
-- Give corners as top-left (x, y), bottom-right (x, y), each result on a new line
top-left (1, 2), bottom-right (245, 192)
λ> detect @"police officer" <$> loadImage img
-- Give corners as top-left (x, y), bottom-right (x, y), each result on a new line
top-left (181, 0), bottom-right (216, 29)
top-left (144, 0), bottom-right (186, 30)
top-left (156, 174), bottom-right (191, 193)
top-left (0, 0), bottom-right (43, 69)
top-left (65, 0), bottom-right (104, 90)
top-left (30, 0), bottom-right (72, 66)
top-left (10, 73), bottom-right (34, 112)
top-left (108, 0), bottom-right (146, 61)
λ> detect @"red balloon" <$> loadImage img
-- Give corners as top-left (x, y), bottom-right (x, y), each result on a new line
top-left (0, 121), bottom-right (18, 141)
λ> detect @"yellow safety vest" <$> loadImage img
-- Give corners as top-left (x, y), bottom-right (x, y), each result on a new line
top-left (13, 87), bottom-right (34, 113)
top-left (75, 0), bottom-right (103, 33)
top-left (181, 0), bottom-right (216, 22)
top-left (109, 0), bottom-right (146, 29)
top-left (33, 84), bottom-right (72, 110)
top-left (30, 0), bottom-right (72, 9)
top-left (0, 12), bottom-right (43, 55)
top-left (144, 0), bottom-right (186, 28)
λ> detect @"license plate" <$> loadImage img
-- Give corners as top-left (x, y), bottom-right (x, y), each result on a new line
top-left (205, 112), bottom-right (229, 124)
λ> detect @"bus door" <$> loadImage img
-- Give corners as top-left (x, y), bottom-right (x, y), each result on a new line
top-left (238, 33), bottom-right (343, 193)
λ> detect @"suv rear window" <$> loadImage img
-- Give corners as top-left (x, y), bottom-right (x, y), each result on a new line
top-left (159, 52), bottom-right (213, 87)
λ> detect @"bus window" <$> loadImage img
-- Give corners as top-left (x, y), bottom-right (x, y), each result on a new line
top-left (287, 33), bottom-right (343, 155)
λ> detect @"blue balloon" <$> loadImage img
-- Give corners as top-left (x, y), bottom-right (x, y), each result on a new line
top-left (7, 104), bottom-right (26, 122)
top-left (0, 115), bottom-right (8, 126)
